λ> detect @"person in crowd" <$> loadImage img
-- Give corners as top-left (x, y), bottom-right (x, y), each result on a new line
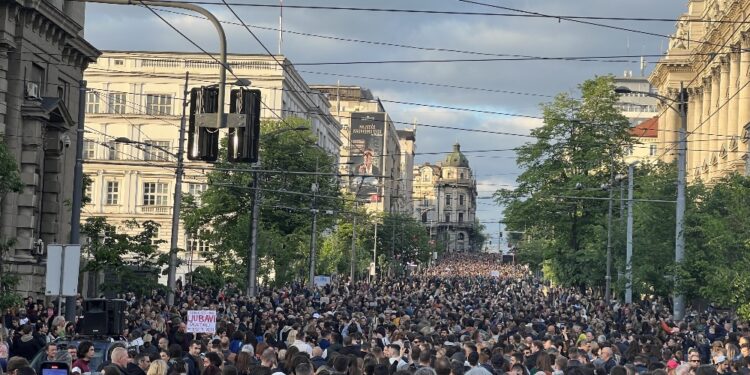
top-left (72, 341), bottom-right (95, 375)
top-left (126, 352), bottom-right (151, 375)
top-left (147, 360), bottom-right (168, 375)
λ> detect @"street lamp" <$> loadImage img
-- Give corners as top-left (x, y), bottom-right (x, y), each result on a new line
top-left (246, 125), bottom-right (307, 297)
top-left (615, 83), bottom-right (688, 320)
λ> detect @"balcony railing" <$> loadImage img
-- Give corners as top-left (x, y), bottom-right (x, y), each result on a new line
top-left (139, 205), bottom-right (171, 214)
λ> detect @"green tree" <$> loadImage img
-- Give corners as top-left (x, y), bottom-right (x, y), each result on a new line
top-left (182, 118), bottom-right (343, 287)
top-left (186, 265), bottom-right (225, 290)
top-left (495, 76), bottom-right (632, 288)
top-left (80, 217), bottom-right (169, 296)
top-left (679, 174), bottom-right (750, 317)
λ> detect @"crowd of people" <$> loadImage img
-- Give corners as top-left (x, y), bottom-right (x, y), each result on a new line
top-left (0, 253), bottom-right (746, 375)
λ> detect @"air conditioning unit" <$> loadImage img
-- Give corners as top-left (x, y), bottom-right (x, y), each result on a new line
top-left (25, 82), bottom-right (40, 100)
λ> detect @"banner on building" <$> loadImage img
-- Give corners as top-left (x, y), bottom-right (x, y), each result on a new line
top-left (349, 112), bottom-right (385, 201)
top-left (187, 310), bottom-right (217, 333)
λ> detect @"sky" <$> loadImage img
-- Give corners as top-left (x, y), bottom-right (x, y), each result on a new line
top-left (84, 0), bottom-right (684, 247)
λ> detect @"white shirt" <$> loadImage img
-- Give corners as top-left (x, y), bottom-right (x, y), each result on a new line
top-left (293, 340), bottom-right (313, 356)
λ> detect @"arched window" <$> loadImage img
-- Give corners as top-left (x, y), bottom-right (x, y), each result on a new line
top-left (460, 172), bottom-right (464, 179)
top-left (458, 233), bottom-right (465, 240)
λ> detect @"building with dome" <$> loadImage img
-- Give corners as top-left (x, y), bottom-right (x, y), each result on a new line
top-left (412, 143), bottom-right (479, 252)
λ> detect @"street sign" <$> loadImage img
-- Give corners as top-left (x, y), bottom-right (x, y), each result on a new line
top-left (45, 244), bottom-right (81, 296)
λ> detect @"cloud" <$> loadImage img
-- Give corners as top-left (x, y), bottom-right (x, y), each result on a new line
top-left (84, 0), bottom-right (684, 222)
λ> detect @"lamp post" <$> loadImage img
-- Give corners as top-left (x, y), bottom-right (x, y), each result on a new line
top-left (246, 126), bottom-right (307, 297)
top-left (615, 83), bottom-right (688, 320)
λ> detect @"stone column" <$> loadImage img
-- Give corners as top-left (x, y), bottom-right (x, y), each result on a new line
top-left (728, 47), bottom-right (740, 140)
top-left (663, 92), bottom-right (677, 163)
top-left (702, 77), bottom-right (712, 173)
top-left (710, 67), bottom-right (721, 166)
top-left (686, 88), bottom-right (701, 176)
top-left (738, 33), bottom-right (750, 164)
top-left (719, 56), bottom-right (730, 153)
top-left (692, 87), bottom-right (704, 176)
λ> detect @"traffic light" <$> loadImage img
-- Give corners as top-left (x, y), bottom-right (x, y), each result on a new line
top-left (227, 88), bottom-right (261, 163)
top-left (187, 87), bottom-right (220, 161)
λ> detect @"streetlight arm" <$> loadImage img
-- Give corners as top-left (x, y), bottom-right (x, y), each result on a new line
top-left (76, 0), bottom-right (227, 128)
top-left (614, 86), bottom-right (679, 112)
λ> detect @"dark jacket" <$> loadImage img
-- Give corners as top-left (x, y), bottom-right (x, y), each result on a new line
top-left (125, 363), bottom-right (146, 375)
top-left (11, 334), bottom-right (41, 361)
top-left (311, 356), bottom-right (327, 370)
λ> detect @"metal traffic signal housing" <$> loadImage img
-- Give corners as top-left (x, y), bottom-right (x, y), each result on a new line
top-left (228, 88), bottom-right (261, 163)
top-left (187, 87), bottom-right (220, 161)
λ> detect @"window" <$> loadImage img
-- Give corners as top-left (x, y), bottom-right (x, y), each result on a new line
top-left (86, 92), bottom-right (100, 113)
top-left (151, 227), bottom-right (160, 245)
top-left (30, 64), bottom-right (45, 95)
top-left (458, 213), bottom-right (464, 223)
top-left (649, 144), bottom-right (658, 156)
top-left (143, 182), bottom-right (169, 206)
top-left (447, 172), bottom-right (453, 179)
top-left (422, 196), bottom-right (428, 206)
top-left (444, 213), bottom-right (450, 223)
top-left (106, 181), bottom-right (119, 205)
top-left (144, 140), bottom-right (171, 161)
top-left (188, 183), bottom-right (207, 204)
top-left (82, 140), bottom-right (96, 159)
top-left (114, 59), bottom-right (124, 66)
top-left (624, 145), bottom-right (633, 156)
top-left (459, 194), bottom-right (465, 206)
top-left (188, 237), bottom-right (209, 253)
top-left (460, 173), bottom-right (464, 179)
top-left (84, 183), bottom-right (93, 202)
top-left (108, 92), bottom-right (126, 114)
top-left (445, 194), bottom-right (452, 206)
top-left (458, 233), bottom-right (465, 241)
top-left (421, 212), bottom-right (428, 223)
top-left (146, 94), bottom-right (172, 115)
top-left (57, 79), bottom-right (69, 103)
top-left (106, 141), bottom-right (123, 160)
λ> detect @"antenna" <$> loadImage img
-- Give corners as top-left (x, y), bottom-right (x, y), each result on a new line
top-left (278, 0), bottom-right (283, 55)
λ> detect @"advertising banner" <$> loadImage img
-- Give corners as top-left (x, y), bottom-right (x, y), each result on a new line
top-left (350, 112), bottom-right (385, 201)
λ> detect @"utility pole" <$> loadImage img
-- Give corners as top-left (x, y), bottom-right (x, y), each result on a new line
top-left (625, 163), bottom-right (635, 304)
top-left (166, 73), bottom-right (189, 306)
top-left (350, 201), bottom-right (357, 284)
top-left (674, 82), bottom-right (688, 321)
top-left (605, 170), bottom-right (614, 304)
top-left (67, 80), bottom-right (86, 321)
top-left (498, 220), bottom-right (502, 253)
top-left (372, 221), bottom-right (378, 283)
top-left (247, 170), bottom-right (260, 297)
top-left (308, 157), bottom-right (319, 288)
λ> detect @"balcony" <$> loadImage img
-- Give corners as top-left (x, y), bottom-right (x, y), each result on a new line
top-left (139, 205), bottom-right (172, 214)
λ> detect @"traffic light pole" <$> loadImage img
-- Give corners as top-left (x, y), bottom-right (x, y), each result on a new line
top-left (166, 73), bottom-right (189, 306)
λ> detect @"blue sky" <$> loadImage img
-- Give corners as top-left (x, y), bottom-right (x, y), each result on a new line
top-left (84, 0), bottom-right (684, 245)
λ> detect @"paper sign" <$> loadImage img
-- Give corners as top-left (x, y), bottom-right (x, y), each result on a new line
top-left (187, 310), bottom-right (216, 333)
top-left (490, 270), bottom-right (500, 278)
top-left (314, 275), bottom-right (331, 287)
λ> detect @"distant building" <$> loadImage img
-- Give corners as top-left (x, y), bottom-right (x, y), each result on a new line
top-left (82, 51), bottom-right (341, 284)
top-left (0, 0), bottom-right (99, 294)
top-left (311, 85), bottom-right (412, 213)
top-left (614, 72), bottom-right (660, 126)
top-left (625, 117), bottom-right (660, 164)
top-left (650, 0), bottom-right (750, 182)
top-left (412, 144), bottom-right (478, 252)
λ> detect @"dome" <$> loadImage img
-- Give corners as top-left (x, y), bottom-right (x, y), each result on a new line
top-left (443, 143), bottom-right (469, 168)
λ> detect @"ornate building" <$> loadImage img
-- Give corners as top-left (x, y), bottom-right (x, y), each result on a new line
top-left (82, 51), bottom-right (341, 284)
top-left (412, 143), bottom-right (478, 252)
top-left (650, 0), bottom-right (750, 182)
top-left (0, 0), bottom-right (99, 294)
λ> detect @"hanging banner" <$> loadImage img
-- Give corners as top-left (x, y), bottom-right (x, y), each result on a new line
top-left (350, 112), bottom-right (385, 201)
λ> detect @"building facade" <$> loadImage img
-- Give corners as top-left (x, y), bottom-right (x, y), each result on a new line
top-left (614, 72), bottom-right (660, 127)
top-left (82, 51), bottom-right (341, 283)
top-left (310, 85), bottom-right (411, 213)
top-left (0, 0), bottom-right (99, 294)
top-left (650, 0), bottom-right (750, 182)
top-left (412, 144), bottom-right (478, 252)
top-left (626, 117), bottom-right (660, 164)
